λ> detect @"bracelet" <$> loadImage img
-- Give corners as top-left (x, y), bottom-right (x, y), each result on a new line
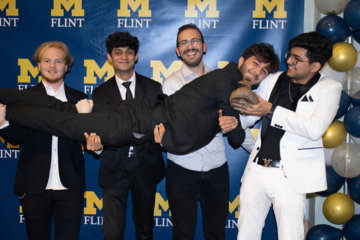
top-left (266, 105), bottom-right (275, 120)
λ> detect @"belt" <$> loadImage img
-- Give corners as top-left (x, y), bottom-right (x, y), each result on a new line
top-left (254, 158), bottom-right (281, 168)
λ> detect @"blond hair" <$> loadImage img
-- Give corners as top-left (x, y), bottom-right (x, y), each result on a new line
top-left (33, 41), bottom-right (74, 70)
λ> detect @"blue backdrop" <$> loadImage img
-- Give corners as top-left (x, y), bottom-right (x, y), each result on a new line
top-left (0, 0), bottom-right (303, 239)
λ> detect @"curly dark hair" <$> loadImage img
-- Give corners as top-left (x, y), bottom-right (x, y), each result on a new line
top-left (106, 31), bottom-right (139, 55)
top-left (176, 24), bottom-right (204, 47)
top-left (288, 32), bottom-right (332, 68)
top-left (242, 43), bottom-right (280, 74)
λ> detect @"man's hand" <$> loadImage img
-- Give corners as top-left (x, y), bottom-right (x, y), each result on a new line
top-left (242, 93), bottom-right (272, 117)
top-left (154, 123), bottom-right (165, 144)
top-left (0, 104), bottom-right (7, 126)
top-left (76, 99), bottom-right (93, 113)
top-left (218, 110), bottom-right (238, 132)
top-left (84, 132), bottom-right (102, 151)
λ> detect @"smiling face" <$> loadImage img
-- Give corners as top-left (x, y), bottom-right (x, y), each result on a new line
top-left (176, 28), bottom-right (207, 68)
top-left (107, 47), bottom-right (138, 76)
top-left (286, 47), bottom-right (315, 83)
top-left (238, 56), bottom-right (270, 85)
top-left (37, 47), bottom-right (68, 84)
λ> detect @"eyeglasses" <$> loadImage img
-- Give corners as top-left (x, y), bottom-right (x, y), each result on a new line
top-left (178, 38), bottom-right (202, 48)
top-left (285, 51), bottom-right (309, 66)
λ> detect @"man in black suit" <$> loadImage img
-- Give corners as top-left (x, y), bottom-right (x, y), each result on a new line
top-left (0, 41), bottom-right (87, 240)
top-left (86, 32), bottom-right (165, 240)
top-left (0, 43), bottom-right (280, 156)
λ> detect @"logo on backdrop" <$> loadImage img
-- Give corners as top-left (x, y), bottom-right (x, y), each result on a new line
top-left (51, 0), bottom-right (85, 27)
top-left (184, 0), bottom-right (219, 29)
top-left (252, 0), bottom-right (287, 29)
top-left (83, 60), bottom-right (114, 94)
top-left (17, 59), bottom-right (41, 90)
top-left (117, 0), bottom-right (151, 28)
top-left (0, 0), bottom-right (19, 27)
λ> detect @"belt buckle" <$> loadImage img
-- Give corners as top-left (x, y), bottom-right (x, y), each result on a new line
top-left (263, 158), bottom-right (272, 168)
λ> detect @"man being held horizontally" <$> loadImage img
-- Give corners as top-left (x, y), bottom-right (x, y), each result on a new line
top-left (0, 41), bottom-right (87, 240)
top-left (234, 32), bottom-right (342, 240)
top-left (86, 32), bottom-right (165, 240)
top-left (0, 39), bottom-right (279, 156)
top-left (157, 24), bottom-right (277, 240)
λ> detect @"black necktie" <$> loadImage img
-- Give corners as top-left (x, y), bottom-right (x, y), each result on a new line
top-left (122, 82), bottom-right (133, 100)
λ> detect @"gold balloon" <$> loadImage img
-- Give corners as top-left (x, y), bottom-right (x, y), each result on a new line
top-left (322, 120), bottom-right (347, 149)
top-left (328, 42), bottom-right (358, 72)
top-left (323, 193), bottom-right (355, 224)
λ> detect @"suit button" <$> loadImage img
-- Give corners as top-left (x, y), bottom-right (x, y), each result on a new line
top-left (257, 147), bottom-right (259, 150)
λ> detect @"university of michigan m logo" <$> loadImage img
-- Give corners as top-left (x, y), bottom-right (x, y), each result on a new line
top-left (253, 0), bottom-right (287, 18)
top-left (84, 60), bottom-right (114, 84)
top-left (118, 0), bottom-right (151, 17)
top-left (185, 0), bottom-right (219, 18)
top-left (0, 0), bottom-right (18, 16)
top-left (18, 59), bottom-right (41, 83)
top-left (51, 0), bottom-right (84, 17)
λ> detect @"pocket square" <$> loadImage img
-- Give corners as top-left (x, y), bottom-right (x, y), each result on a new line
top-left (301, 95), bottom-right (309, 102)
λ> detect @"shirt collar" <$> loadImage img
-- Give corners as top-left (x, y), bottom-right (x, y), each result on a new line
top-left (180, 63), bottom-right (211, 82)
top-left (115, 71), bottom-right (136, 87)
top-left (42, 81), bottom-right (65, 95)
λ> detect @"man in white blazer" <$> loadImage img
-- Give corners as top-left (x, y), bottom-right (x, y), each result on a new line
top-left (236, 32), bottom-right (342, 240)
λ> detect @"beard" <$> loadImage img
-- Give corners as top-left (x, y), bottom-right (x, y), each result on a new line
top-left (181, 49), bottom-right (203, 68)
top-left (41, 72), bottom-right (65, 84)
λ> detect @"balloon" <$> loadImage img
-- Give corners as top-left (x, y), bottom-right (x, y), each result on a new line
top-left (356, 51), bottom-right (360, 67)
top-left (335, 90), bottom-right (351, 119)
top-left (306, 224), bottom-right (342, 240)
top-left (344, 0), bottom-right (360, 29)
top-left (315, 0), bottom-right (350, 15)
top-left (323, 193), bottom-right (355, 224)
top-left (348, 175), bottom-right (360, 204)
top-left (342, 67), bottom-right (360, 101)
top-left (342, 215), bottom-right (360, 240)
top-left (331, 143), bottom-right (360, 178)
top-left (344, 106), bottom-right (360, 137)
top-left (350, 134), bottom-right (360, 145)
top-left (322, 120), bottom-right (347, 148)
top-left (353, 29), bottom-right (360, 44)
top-left (316, 15), bottom-right (351, 44)
top-left (316, 166), bottom-right (345, 197)
top-left (328, 42), bottom-right (358, 72)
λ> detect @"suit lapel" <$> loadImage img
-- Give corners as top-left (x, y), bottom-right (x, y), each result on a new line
top-left (107, 77), bottom-right (123, 104)
top-left (261, 72), bottom-right (287, 139)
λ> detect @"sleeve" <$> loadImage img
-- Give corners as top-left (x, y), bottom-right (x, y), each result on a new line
top-left (0, 124), bottom-right (28, 146)
top-left (271, 82), bottom-right (342, 140)
top-left (163, 76), bottom-right (181, 96)
top-left (215, 79), bottom-right (245, 149)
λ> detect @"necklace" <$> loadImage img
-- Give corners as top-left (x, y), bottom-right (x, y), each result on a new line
top-left (289, 79), bottom-right (298, 102)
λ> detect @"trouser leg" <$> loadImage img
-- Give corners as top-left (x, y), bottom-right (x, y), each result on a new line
top-left (237, 165), bottom-right (272, 240)
top-left (201, 163), bottom-right (229, 240)
top-left (20, 191), bottom-right (53, 240)
top-left (53, 190), bottom-right (84, 240)
top-left (102, 165), bottom-right (131, 240)
top-left (166, 160), bottom-right (199, 240)
top-left (130, 157), bottom-right (157, 240)
top-left (270, 169), bottom-right (306, 240)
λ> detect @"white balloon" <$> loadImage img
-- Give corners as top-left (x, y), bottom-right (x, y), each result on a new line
top-left (331, 143), bottom-right (360, 178)
top-left (342, 67), bottom-right (360, 98)
top-left (315, 0), bottom-right (350, 15)
top-left (350, 134), bottom-right (360, 145)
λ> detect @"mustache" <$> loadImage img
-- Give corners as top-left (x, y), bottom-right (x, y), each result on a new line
top-left (184, 48), bottom-right (199, 54)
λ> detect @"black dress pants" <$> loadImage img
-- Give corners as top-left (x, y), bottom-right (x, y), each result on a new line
top-left (166, 161), bottom-right (229, 240)
top-left (20, 189), bottom-right (84, 240)
top-left (102, 156), bottom-right (157, 240)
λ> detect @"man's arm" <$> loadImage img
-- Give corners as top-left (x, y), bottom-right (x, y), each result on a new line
top-left (0, 104), bottom-right (28, 145)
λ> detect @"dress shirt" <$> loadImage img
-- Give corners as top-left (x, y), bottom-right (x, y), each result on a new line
top-left (162, 63), bottom-right (226, 172)
top-left (43, 81), bottom-right (68, 190)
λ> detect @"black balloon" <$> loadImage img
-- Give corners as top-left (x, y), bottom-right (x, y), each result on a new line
top-left (342, 215), bottom-right (360, 240)
top-left (316, 166), bottom-right (345, 197)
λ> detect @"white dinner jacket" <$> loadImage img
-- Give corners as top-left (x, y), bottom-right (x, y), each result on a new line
top-left (240, 71), bottom-right (342, 194)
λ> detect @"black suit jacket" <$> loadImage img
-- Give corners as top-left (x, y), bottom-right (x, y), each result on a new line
top-left (0, 83), bottom-right (87, 195)
top-left (92, 73), bottom-right (165, 188)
